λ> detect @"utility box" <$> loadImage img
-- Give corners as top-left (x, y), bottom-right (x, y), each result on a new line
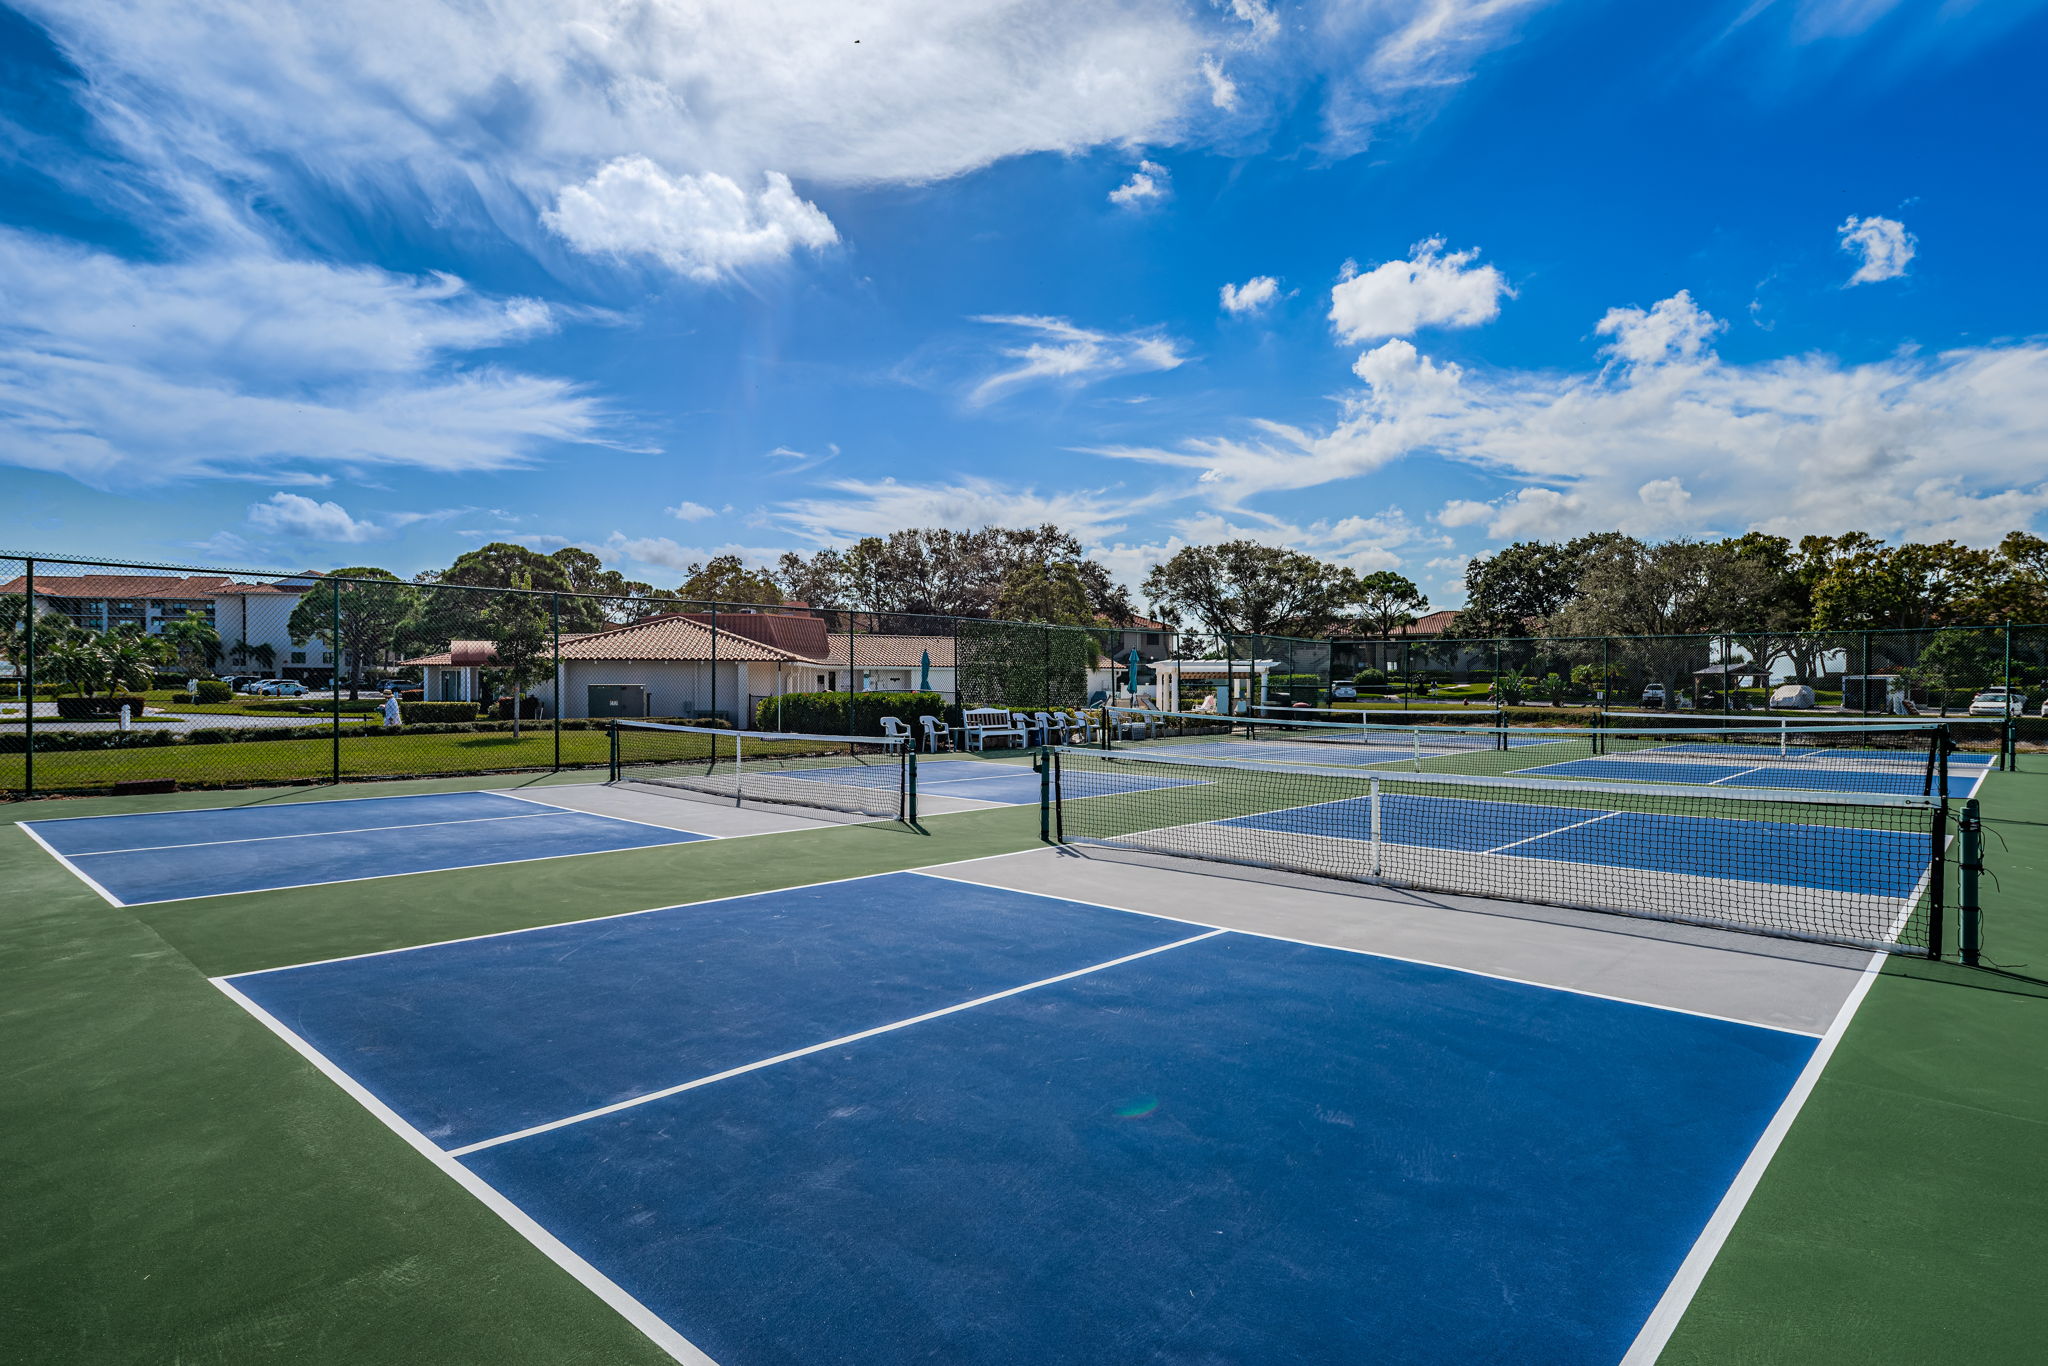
top-left (587, 684), bottom-right (647, 718)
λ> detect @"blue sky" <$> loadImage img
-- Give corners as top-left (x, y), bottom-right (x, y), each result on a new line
top-left (3, 0), bottom-right (2045, 607)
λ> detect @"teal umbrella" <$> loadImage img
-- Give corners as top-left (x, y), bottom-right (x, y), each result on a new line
top-left (919, 649), bottom-right (931, 691)
top-left (1126, 649), bottom-right (1140, 695)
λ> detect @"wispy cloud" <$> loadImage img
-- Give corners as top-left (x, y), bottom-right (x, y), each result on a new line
top-left (1220, 275), bottom-right (1282, 315)
top-left (1109, 160), bottom-right (1172, 209)
top-left (968, 315), bottom-right (1188, 405)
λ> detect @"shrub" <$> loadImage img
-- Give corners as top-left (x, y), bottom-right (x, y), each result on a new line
top-left (492, 696), bottom-right (544, 720)
top-left (194, 679), bottom-right (234, 703)
top-left (400, 701), bottom-right (483, 724)
top-left (1351, 668), bottom-right (1388, 687)
top-left (755, 690), bottom-right (949, 736)
top-left (54, 694), bottom-right (150, 720)
top-left (399, 688), bottom-right (424, 702)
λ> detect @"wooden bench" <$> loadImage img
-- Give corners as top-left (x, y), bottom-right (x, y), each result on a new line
top-left (961, 707), bottom-right (1029, 751)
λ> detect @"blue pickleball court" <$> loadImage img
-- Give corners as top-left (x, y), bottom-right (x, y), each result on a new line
top-left (22, 790), bottom-right (710, 905)
top-left (221, 871), bottom-right (1816, 1365)
top-left (1513, 754), bottom-right (1986, 798)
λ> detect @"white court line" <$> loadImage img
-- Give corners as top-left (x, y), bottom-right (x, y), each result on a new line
top-left (211, 979), bottom-right (718, 1366)
top-left (910, 866), bottom-right (1824, 1039)
top-left (16, 784), bottom-right (571, 826)
top-left (1620, 950), bottom-right (1886, 1365)
top-left (57, 818), bottom-right (717, 909)
top-left (447, 929), bottom-right (1227, 1158)
top-left (1479, 810), bottom-right (1623, 855)
top-left (53, 808), bottom-right (566, 858)
top-left (1705, 765), bottom-right (1773, 786)
top-left (14, 821), bottom-right (130, 907)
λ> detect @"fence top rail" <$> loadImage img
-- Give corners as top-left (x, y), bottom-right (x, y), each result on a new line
top-left (1106, 705), bottom-right (1967, 739)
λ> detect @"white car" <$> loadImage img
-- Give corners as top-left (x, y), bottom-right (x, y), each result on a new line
top-left (1966, 688), bottom-right (2025, 717)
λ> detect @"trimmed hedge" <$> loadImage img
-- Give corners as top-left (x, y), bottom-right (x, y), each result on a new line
top-left (0, 717), bottom-right (616, 755)
top-left (754, 690), bottom-right (951, 737)
top-left (400, 701), bottom-right (483, 724)
top-left (54, 694), bottom-right (149, 720)
top-left (240, 699), bottom-right (385, 715)
top-left (492, 696), bottom-right (544, 720)
top-left (194, 680), bottom-right (235, 703)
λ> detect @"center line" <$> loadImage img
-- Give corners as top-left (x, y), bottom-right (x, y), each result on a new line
top-left (447, 928), bottom-right (1228, 1159)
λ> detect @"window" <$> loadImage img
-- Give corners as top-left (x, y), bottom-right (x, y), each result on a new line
top-left (290, 651), bottom-right (306, 664)
top-left (1144, 632), bottom-right (1161, 646)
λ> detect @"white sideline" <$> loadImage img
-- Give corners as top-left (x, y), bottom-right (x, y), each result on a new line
top-left (212, 977), bottom-right (720, 1366)
top-left (1619, 951), bottom-right (1887, 1364)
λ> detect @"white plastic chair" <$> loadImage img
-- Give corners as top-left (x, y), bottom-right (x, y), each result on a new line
top-left (879, 716), bottom-right (912, 744)
top-left (917, 715), bottom-right (950, 752)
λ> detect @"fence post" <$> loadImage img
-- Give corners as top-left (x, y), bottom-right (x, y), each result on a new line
top-left (1859, 630), bottom-right (1871, 714)
top-left (1720, 634), bottom-right (1731, 717)
top-left (710, 604), bottom-right (718, 723)
top-left (1601, 636), bottom-right (1610, 716)
top-left (551, 592), bottom-right (561, 771)
top-left (2002, 621), bottom-right (2015, 770)
top-left (23, 556), bottom-right (33, 800)
top-left (330, 575), bottom-right (342, 785)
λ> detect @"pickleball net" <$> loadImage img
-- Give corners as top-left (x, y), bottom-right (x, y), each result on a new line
top-left (1102, 707), bottom-right (1981, 794)
top-left (1048, 745), bottom-right (1946, 954)
top-left (610, 721), bottom-right (913, 821)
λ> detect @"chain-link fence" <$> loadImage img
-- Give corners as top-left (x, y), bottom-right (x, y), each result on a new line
top-left (0, 551), bottom-right (1122, 800)
top-left (1241, 621), bottom-right (2048, 763)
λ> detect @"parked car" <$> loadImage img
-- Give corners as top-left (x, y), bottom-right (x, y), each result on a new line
top-left (268, 681), bottom-right (311, 697)
top-left (215, 675), bottom-right (244, 690)
top-left (241, 679), bottom-right (286, 695)
top-left (1967, 688), bottom-right (2025, 717)
top-left (1639, 682), bottom-right (1667, 709)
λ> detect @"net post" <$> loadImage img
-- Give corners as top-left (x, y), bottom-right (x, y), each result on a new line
top-left (2002, 622), bottom-right (2014, 771)
top-left (330, 574), bottom-right (342, 786)
top-left (1959, 798), bottom-right (1982, 968)
top-left (1038, 746), bottom-right (1052, 842)
top-left (1927, 794), bottom-right (1947, 961)
top-left (732, 727), bottom-right (744, 806)
top-left (1369, 775), bottom-right (1382, 879)
top-left (607, 721), bottom-right (620, 782)
top-left (902, 743), bottom-right (915, 824)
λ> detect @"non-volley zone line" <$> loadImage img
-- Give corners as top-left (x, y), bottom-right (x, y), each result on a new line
top-left (20, 789), bottom-right (711, 906)
top-left (1511, 755), bottom-right (1989, 799)
top-left (218, 870), bottom-right (1823, 1365)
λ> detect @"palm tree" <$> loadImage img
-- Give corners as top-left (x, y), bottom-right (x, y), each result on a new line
top-left (161, 611), bottom-right (223, 676)
top-left (101, 627), bottom-right (170, 693)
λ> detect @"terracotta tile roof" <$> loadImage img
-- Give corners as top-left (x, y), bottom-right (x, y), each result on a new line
top-left (814, 635), bottom-right (957, 668)
top-left (0, 573), bottom-right (307, 599)
top-left (1102, 614), bottom-right (1175, 631)
top-left (397, 617), bottom-right (808, 667)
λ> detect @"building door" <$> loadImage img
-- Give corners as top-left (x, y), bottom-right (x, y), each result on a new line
top-left (587, 684), bottom-right (647, 718)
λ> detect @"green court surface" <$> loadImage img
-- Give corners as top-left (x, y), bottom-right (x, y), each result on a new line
top-left (3, 761), bottom-right (2045, 1363)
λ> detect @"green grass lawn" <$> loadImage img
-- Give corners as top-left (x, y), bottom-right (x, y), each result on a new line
top-left (2, 728), bottom-right (611, 794)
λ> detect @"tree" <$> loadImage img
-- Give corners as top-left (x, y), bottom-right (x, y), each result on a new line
top-left (1142, 542), bottom-right (1362, 639)
top-left (1550, 538), bottom-right (1785, 697)
top-left (1, 596), bottom-right (75, 681)
top-left (677, 555), bottom-right (783, 606)
top-left (287, 569), bottom-right (421, 700)
top-left (1450, 534), bottom-right (1629, 638)
top-left (993, 560), bottom-right (1097, 626)
top-left (1902, 629), bottom-right (2001, 714)
top-left (160, 610), bottom-right (222, 676)
top-left (1352, 571), bottom-right (1427, 639)
top-left (1949, 532), bottom-right (2048, 623)
top-left (776, 525), bottom-right (1133, 622)
top-left (548, 547), bottom-right (658, 623)
top-left (483, 572), bottom-right (551, 738)
top-left (43, 626), bottom-right (167, 697)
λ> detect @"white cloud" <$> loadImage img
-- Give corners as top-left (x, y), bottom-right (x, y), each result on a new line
top-left (1839, 214), bottom-right (1916, 286)
top-left (0, 232), bottom-right (614, 489)
top-left (245, 492), bottom-right (383, 543)
top-left (1200, 55), bottom-right (1240, 109)
top-left (1329, 238), bottom-right (1510, 342)
top-left (1594, 290), bottom-right (1724, 366)
top-left (1098, 290), bottom-right (2048, 548)
top-left (968, 315), bottom-right (1187, 405)
top-left (1109, 160), bottom-right (1172, 209)
top-left (1220, 275), bottom-right (1281, 314)
top-left (666, 501), bottom-right (717, 522)
top-left (543, 160), bottom-right (836, 280)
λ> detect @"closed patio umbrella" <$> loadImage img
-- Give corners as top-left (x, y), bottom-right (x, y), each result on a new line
top-left (919, 649), bottom-right (931, 691)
